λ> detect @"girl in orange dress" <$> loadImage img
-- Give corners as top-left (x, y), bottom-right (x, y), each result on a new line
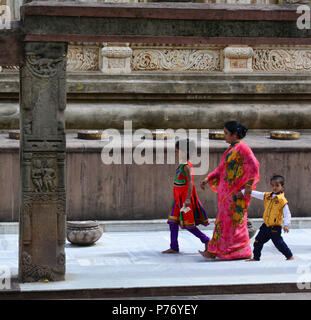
top-left (162, 139), bottom-right (210, 254)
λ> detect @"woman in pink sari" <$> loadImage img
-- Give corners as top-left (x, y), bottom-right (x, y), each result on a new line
top-left (200, 121), bottom-right (260, 260)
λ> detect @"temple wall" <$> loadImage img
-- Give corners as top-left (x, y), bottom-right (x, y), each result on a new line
top-left (0, 134), bottom-right (310, 222)
top-left (1, 44), bottom-right (311, 130)
top-left (1, 1), bottom-right (311, 130)
top-left (0, 1), bottom-right (310, 222)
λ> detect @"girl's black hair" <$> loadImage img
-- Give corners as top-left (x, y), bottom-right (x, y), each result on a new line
top-left (270, 175), bottom-right (285, 186)
top-left (175, 138), bottom-right (196, 160)
top-left (224, 121), bottom-right (248, 139)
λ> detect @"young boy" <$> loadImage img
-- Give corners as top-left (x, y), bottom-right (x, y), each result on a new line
top-left (241, 175), bottom-right (294, 261)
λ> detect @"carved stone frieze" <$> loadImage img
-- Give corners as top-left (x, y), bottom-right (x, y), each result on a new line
top-left (67, 45), bottom-right (99, 71)
top-left (253, 48), bottom-right (311, 72)
top-left (131, 48), bottom-right (220, 71)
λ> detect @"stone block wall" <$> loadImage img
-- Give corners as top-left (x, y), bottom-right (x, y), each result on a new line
top-left (0, 135), bottom-right (310, 221)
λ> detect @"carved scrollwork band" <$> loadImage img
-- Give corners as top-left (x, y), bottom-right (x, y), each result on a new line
top-left (67, 45), bottom-right (99, 71)
top-left (6, 44), bottom-right (311, 73)
top-left (253, 48), bottom-right (311, 72)
top-left (131, 48), bottom-right (220, 71)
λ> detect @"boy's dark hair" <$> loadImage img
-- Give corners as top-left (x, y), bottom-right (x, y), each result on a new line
top-left (270, 175), bottom-right (285, 186)
top-left (175, 138), bottom-right (196, 160)
top-left (224, 121), bottom-right (248, 139)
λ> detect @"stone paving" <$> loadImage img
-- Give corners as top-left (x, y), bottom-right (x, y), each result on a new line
top-left (1, 227), bottom-right (311, 297)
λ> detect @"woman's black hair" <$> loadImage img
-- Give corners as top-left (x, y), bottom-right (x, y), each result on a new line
top-left (224, 121), bottom-right (248, 139)
top-left (270, 175), bottom-right (285, 186)
top-left (175, 138), bottom-right (196, 160)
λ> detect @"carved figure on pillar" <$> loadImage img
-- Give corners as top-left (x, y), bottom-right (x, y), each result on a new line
top-left (31, 159), bottom-right (43, 192)
top-left (42, 159), bottom-right (56, 192)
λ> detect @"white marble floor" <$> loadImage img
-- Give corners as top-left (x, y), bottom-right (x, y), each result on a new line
top-left (1, 228), bottom-right (311, 292)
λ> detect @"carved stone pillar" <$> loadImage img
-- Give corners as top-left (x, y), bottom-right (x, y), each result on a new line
top-left (223, 45), bottom-right (254, 73)
top-left (19, 42), bottom-right (67, 282)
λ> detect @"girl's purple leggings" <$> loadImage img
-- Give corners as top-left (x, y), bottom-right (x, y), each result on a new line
top-left (169, 223), bottom-right (209, 252)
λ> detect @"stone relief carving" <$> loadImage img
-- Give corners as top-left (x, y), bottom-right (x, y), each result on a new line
top-left (224, 46), bottom-right (254, 59)
top-left (21, 251), bottom-right (65, 282)
top-left (223, 46), bottom-right (253, 73)
top-left (42, 159), bottom-right (57, 192)
top-left (31, 159), bottom-right (43, 192)
top-left (253, 49), bottom-right (311, 72)
top-left (24, 118), bottom-right (32, 134)
top-left (25, 55), bottom-right (65, 78)
top-left (23, 203), bottom-right (32, 245)
top-left (67, 45), bottom-right (99, 71)
top-left (23, 193), bottom-right (64, 203)
top-left (131, 48), bottom-right (220, 71)
top-left (21, 251), bottom-right (56, 282)
top-left (30, 157), bottom-right (57, 193)
top-left (8, 44), bottom-right (311, 74)
top-left (100, 43), bottom-right (132, 74)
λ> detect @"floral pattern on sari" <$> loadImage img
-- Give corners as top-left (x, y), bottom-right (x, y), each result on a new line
top-left (229, 194), bottom-right (247, 227)
top-left (224, 149), bottom-right (244, 187)
top-left (210, 219), bottom-right (222, 245)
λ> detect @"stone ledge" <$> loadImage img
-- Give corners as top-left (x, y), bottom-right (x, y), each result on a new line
top-left (2, 72), bottom-right (311, 97)
top-left (1, 218), bottom-right (311, 234)
top-left (0, 133), bottom-right (311, 153)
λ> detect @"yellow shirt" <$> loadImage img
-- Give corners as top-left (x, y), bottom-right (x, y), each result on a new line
top-left (263, 192), bottom-right (288, 227)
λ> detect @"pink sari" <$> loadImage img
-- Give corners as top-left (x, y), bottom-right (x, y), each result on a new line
top-left (207, 140), bottom-right (260, 260)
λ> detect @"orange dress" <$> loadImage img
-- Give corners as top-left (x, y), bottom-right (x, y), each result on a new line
top-left (168, 161), bottom-right (209, 229)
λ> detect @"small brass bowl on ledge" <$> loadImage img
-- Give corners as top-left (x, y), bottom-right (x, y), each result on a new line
top-left (77, 130), bottom-right (108, 140)
top-left (143, 130), bottom-right (173, 140)
top-left (8, 130), bottom-right (20, 140)
top-left (209, 130), bottom-right (225, 140)
top-left (270, 130), bottom-right (300, 140)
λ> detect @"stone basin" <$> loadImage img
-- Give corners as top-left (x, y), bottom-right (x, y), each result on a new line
top-left (66, 220), bottom-right (103, 246)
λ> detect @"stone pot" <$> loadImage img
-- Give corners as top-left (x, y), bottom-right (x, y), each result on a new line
top-left (66, 221), bottom-right (103, 246)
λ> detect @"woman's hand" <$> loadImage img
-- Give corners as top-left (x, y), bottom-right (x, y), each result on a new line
top-left (200, 178), bottom-right (208, 190)
top-left (244, 180), bottom-right (254, 196)
top-left (235, 191), bottom-right (244, 199)
top-left (184, 198), bottom-right (191, 207)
